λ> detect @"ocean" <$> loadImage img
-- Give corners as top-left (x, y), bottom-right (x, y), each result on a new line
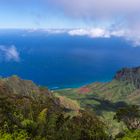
top-left (0, 29), bottom-right (140, 89)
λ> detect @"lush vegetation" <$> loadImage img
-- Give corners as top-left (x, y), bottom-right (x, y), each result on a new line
top-left (1, 66), bottom-right (140, 139)
top-left (0, 95), bottom-right (110, 140)
top-left (0, 76), bottom-right (110, 140)
top-left (114, 105), bottom-right (140, 140)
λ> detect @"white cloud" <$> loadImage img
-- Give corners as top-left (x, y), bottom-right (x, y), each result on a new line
top-left (25, 28), bottom-right (68, 35)
top-left (68, 28), bottom-right (140, 47)
top-left (68, 28), bottom-right (126, 39)
top-left (31, 27), bottom-right (140, 46)
top-left (40, 28), bottom-right (122, 38)
top-left (0, 45), bottom-right (20, 62)
top-left (68, 28), bottom-right (110, 38)
top-left (45, 29), bottom-right (67, 34)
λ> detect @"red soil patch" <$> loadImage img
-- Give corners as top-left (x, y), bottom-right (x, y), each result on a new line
top-left (78, 87), bottom-right (91, 94)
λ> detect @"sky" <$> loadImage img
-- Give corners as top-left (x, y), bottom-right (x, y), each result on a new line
top-left (0, 0), bottom-right (139, 29)
top-left (0, 0), bottom-right (88, 29)
top-left (1, 0), bottom-right (140, 46)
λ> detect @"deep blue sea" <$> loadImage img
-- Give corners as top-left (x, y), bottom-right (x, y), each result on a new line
top-left (0, 29), bottom-right (140, 89)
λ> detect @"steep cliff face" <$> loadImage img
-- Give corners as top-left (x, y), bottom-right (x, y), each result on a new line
top-left (115, 66), bottom-right (140, 89)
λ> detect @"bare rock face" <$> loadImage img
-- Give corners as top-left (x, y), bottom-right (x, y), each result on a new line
top-left (115, 66), bottom-right (140, 88)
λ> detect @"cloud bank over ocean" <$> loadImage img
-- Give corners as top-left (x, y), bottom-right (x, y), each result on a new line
top-left (46, 0), bottom-right (140, 46)
top-left (0, 45), bottom-right (20, 62)
top-left (1, 0), bottom-right (140, 46)
top-left (41, 28), bottom-right (138, 46)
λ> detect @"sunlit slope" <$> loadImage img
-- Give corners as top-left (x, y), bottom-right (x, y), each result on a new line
top-left (56, 66), bottom-right (140, 111)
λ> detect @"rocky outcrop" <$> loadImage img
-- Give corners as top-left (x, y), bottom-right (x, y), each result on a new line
top-left (115, 66), bottom-right (140, 88)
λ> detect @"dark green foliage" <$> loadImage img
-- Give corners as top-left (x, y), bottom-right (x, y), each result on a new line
top-left (114, 105), bottom-right (140, 130)
top-left (114, 106), bottom-right (140, 139)
top-left (55, 111), bottom-right (110, 140)
top-left (0, 97), bottom-right (109, 140)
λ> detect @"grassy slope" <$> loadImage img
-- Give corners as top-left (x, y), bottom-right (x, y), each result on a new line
top-left (55, 80), bottom-right (136, 111)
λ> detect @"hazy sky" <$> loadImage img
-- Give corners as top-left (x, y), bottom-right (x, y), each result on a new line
top-left (0, 0), bottom-right (140, 29)
top-left (1, 0), bottom-right (140, 45)
top-left (0, 0), bottom-right (89, 28)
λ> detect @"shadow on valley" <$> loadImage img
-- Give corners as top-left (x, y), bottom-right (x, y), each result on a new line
top-left (79, 96), bottom-right (128, 115)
